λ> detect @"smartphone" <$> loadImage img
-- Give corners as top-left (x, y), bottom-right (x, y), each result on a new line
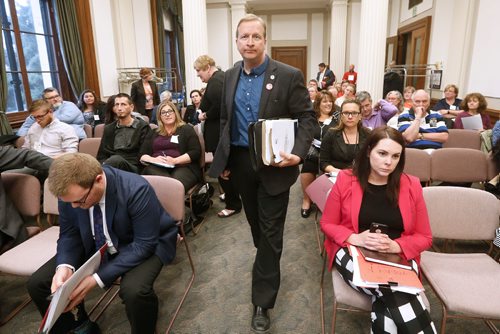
top-left (370, 222), bottom-right (388, 234)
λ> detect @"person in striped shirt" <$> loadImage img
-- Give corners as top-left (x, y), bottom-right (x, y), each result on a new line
top-left (397, 89), bottom-right (448, 151)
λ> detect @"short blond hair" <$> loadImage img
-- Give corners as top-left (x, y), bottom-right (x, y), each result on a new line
top-left (48, 153), bottom-right (102, 197)
top-left (236, 14), bottom-right (266, 38)
top-left (194, 55), bottom-right (215, 71)
top-left (29, 99), bottom-right (52, 114)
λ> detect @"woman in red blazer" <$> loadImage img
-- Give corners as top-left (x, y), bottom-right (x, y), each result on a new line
top-left (320, 126), bottom-right (435, 333)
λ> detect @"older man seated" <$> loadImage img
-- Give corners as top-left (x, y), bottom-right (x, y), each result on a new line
top-left (397, 89), bottom-right (448, 150)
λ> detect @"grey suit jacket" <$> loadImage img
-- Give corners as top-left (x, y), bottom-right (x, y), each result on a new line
top-left (208, 58), bottom-right (316, 195)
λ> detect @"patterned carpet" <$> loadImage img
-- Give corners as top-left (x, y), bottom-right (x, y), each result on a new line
top-left (0, 179), bottom-right (498, 333)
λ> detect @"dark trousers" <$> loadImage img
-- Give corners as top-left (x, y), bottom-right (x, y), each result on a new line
top-left (103, 155), bottom-right (138, 174)
top-left (27, 254), bottom-right (164, 334)
top-left (219, 175), bottom-right (242, 211)
top-left (228, 146), bottom-right (289, 309)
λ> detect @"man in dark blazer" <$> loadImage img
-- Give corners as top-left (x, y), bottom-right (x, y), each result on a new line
top-left (0, 146), bottom-right (52, 251)
top-left (28, 153), bottom-right (178, 334)
top-left (316, 62), bottom-right (335, 89)
top-left (208, 14), bottom-right (316, 332)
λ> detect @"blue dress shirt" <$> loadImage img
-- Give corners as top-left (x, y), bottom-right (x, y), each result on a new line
top-left (230, 56), bottom-right (269, 147)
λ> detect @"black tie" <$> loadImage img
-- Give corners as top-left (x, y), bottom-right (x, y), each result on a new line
top-left (93, 204), bottom-right (106, 250)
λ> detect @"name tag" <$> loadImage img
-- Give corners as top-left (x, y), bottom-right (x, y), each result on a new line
top-left (94, 114), bottom-right (100, 120)
top-left (34, 142), bottom-right (42, 151)
top-left (450, 105), bottom-right (457, 110)
top-left (323, 118), bottom-right (331, 125)
top-left (348, 75), bottom-right (354, 81)
top-left (171, 135), bottom-right (179, 144)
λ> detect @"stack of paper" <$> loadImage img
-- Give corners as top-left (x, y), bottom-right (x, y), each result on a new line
top-left (261, 119), bottom-right (297, 165)
top-left (349, 245), bottom-right (424, 294)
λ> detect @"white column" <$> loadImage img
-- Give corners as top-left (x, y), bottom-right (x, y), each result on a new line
top-left (356, 0), bottom-right (389, 101)
top-left (230, 0), bottom-right (247, 64)
top-left (182, 0), bottom-right (208, 93)
top-left (329, 0), bottom-right (348, 82)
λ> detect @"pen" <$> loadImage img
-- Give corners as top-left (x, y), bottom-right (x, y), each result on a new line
top-left (162, 151), bottom-right (166, 157)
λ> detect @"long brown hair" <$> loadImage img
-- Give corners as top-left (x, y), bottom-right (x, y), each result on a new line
top-left (352, 126), bottom-right (406, 206)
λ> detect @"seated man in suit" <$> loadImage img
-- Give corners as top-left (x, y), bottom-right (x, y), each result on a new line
top-left (22, 99), bottom-right (79, 158)
top-left (0, 146), bottom-right (52, 252)
top-left (397, 89), bottom-right (449, 150)
top-left (96, 93), bottom-right (152, 173)
top-left (27, 153), bottom-right (178, 333)
top-left (17, 87), bottom-right (86, 139)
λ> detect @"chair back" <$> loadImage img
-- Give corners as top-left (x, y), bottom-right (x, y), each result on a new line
top-left (430, 148), bottom-right (488, 183)
top-left (1, 172), bottom-right (41, 217)
top-left (305, 173), bottom-right (335, 213)
top-left (94, 124), bottom-right (105, 138)
top-left (443, 129), bottom-right (481, 150)
top-left (404, 148), bottom-right (431, 184)
top-left (143, 175), bottom-right (185, 222)
top-left (43, 179), bottom-right (59, 218)
top-left (78, 138), bottom-right (102, 157)
top-left (423, 186), bottom-right (500, 240)
top-left (83, 124), bottom-right (93, 138)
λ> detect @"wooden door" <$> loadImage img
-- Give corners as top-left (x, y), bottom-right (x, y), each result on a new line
top-left (397, 16), bottom-right (432, 89)
top-left (408, 26), bottom-right (427, 88)
top-left (271, 46), bottom-right (307, 82)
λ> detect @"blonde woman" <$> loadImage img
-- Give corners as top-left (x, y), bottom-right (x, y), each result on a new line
top-left (139, 100), bottom-right (202, 191)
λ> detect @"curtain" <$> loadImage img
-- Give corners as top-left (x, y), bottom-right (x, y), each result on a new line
top-left (164, 0), bottom-right (185, 91)
top-left (54, 0), bottom-right (85, 100)
top-left (0, 27), bottom-right (13, 135)
top-left (156, 0), bottom-right (165, 69)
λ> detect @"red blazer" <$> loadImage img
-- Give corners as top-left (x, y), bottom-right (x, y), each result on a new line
top-left (320, 169), bottom-right (432, 270)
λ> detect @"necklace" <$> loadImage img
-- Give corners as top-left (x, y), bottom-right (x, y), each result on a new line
top-left (343, 129), bottom-right (359, 165)
top-left (343, 129), bottom-right (359, 145)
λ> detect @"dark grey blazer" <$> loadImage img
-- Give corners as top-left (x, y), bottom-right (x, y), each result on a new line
top-left (208, 58), bottom-right (316, 195)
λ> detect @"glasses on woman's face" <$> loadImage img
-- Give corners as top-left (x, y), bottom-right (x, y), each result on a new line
top-left (341, 112), bottom-right (361, 118)
top-left (160, 110), bottom-right (175, 117)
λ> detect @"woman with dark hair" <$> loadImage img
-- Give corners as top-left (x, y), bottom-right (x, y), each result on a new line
top-left (321, 126), bottom-right (435, 333)
top-left (320, 99), bottom-right (370, 174)
top-left (139, 100), bottom-right (201, 191)
top-left (299, 90), bottom-right (338, 218)
top-left (454, 92), bottom-right (492, 130)
top-left (104, 94), bottom-right (117, 125)
top-left (183, 89), bottom-right (202, 125)
top-left (78, 89), bottom-right (106, 127)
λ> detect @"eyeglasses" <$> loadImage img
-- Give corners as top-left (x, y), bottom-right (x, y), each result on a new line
top-left (32, 109), bottom-right (51, 120)
top-left (160, 110), bottom-right (175, 116)
top-left (72, 182), bottom-right (94, 204)
top-left (341, 112), bottom-right (361, 117)
top-left (44, 94), bottom-right (60, 101)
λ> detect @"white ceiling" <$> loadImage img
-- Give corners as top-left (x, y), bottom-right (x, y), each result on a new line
top-left (207, 0), bottom-right (331, 11)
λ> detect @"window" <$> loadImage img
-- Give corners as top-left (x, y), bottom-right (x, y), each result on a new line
top-left (1, 0), bottom-right (59, 112)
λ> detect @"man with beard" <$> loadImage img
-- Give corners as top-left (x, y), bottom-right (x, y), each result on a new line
top-left (17, 87), bottom-right (86, 139)
top-left (96, 93), bottom-right (151, 173)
